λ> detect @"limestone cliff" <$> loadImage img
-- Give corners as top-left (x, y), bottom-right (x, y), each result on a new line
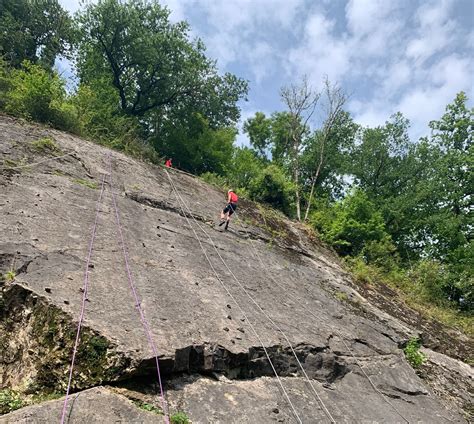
top-left (0, 115), bottom-right (472, 423)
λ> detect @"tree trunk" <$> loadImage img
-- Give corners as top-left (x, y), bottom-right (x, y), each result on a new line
top-left (295, 164), bottom-right (301, 221)
top-left (303, 134), bottom-right (325, 221)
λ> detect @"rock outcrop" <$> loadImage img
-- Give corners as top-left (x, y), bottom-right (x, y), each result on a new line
top-left (0, 115), bottom-right (472, 422)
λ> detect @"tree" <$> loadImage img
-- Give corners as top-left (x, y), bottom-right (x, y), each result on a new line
top-left (243, 112), bottom-right (272, 158)
top-left (154, 113), bottom-right (235, 175)
top-left (0, 0), bottom-right (73, 69)
top-left (77, 0), bottom-right (247, 123)
top-left (301, 111), bottom-right (357, 202)
top-left (279, 75), bottom-right (320, 220)
top-left (312, 189), bottom-right (393, 257)
top-left (302, 80), bottom-right (349, 220)
top-left (2, 61), bottom-right (78, 131)
top-left (248, 164), bottom-right (295, 215)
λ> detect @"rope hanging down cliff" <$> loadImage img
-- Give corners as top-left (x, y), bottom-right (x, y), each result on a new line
top-left (164, 169), bottom-right (304, 424)
top-left (107, 155), bottom-right (169, 423)
top-left (231, 207), bottom-right (410, 424)
top-left (60, 173), bottom-right (106, 424)
top-left (166, 168), bottom-right (339, 423)
top-left (60, 156), bottom-right (169, 424)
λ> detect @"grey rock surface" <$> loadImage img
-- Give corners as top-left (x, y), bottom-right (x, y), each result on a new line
top-left (0, 115), bottom-right (471, 422)
top-left (0, 387), bottom-right (158, 423)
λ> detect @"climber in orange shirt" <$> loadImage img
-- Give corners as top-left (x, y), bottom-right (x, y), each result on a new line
top-left (219, 189), bottom-right (238, 230)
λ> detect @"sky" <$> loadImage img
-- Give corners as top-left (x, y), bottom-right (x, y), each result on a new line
top-left (58, 0), bottom-right (474, 144)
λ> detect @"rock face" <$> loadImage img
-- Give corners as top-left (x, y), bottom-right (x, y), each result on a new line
top-left (0, 115), bottom-right (472, 423)
top-left (0, 387), bottom-right (158, 423)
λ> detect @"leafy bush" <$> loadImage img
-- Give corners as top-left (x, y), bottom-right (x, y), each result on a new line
top-left (171, 412), bottom-right (190, 424)
top-left (248, 164), bottom-right (294, 215)
top-left (0, 389), bottom-right (23, 414)
top-left (2, 61), bottom-right (79, 132)
top-left (4, 270), bottom-right (16, 282)
top-left (200, 172), bottom-right (228, 189)
top-left (311, 189), bottom-right (393, 258)
top-left (31, 137), bottom-right (60, 154)
top-left (133, 400), bottom-right (162, 415)
top-left (404, 338), bottom-right (426, 368)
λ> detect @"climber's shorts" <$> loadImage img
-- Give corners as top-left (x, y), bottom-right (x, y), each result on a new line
top-left (223, 203), bottom-right (237, 216)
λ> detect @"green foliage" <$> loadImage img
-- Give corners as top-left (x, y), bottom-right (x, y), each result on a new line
top-left (404, 338), bottom-right (426, 368)
top-left (227, 147), bottom-right (266, 190)
top-left (200, 172), bottom-right (228, 189)
top-left (0, 0), bottom-right (74, 69)
top-left (312, 189), bottom-right (394, 258)
top-left (73, 178), bottom-right (98, 190)
top-left (346, 257), bottom-right (473, 335)
top-left (171, 412), bottom-right (190, 424)
top-left (248, 164), bottom-right (295, 215)
top-left (155, 113), bottom-right (235, 174)
top-left (76, 0), bottom-right (247, 124)
top-left (243, 111), bottom-right (272, 158)
top-left (4, 270), bottom-right (16, 282)
top-left (334, 291), bottom-right (349, 302)
top-left (133, 401), bottom-right (162, 415)
top-left (0, 389), bottom-right (23, 414)
top-left (1, 61), bottom-right (79, 132)
top-left (31, 137), bottom-right (60, 154)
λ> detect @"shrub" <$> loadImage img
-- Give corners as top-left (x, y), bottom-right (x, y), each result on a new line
top-left (171, 412), bottom-right (190, 424)
top-left (0, 389), bottom-right (23, 414)
top-left (4, 270), bottom-right (16, 282)
top-left (2, 61), bottom-right (79, 132)
top-left (312, 189), bottom-right (392, 258)
top-left (404, 338), bottom-right (426, 368)
top-left (133, 401), bottom-right (162, 415)
top-left (200, 172), bottom-right (228, 189)
top-left (31, 137), bottom-right (60, 154)
top-left (248, 164), bottom-right (294, 215)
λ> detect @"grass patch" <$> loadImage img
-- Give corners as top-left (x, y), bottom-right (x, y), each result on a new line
top-left (347, 257), bottom-right (473, 337)
top-left (73, 178), bottom-right (98, 189)
top-left (3, 159), bottom-right (19, 167)
top-left (0, 389), bottom-right (24, 414)
top-left (133, 400), bottom-right (162, 415)
top-left (171, 412), bottom-right (191, 424)
top-left (3, 271), bottom-right (15, 282)
top-left (404, 338), bottom-right (426, 368)
top-left (334, 291), bottom-right (349, 302)
top-left (31, 137), bottom-right (61, 154)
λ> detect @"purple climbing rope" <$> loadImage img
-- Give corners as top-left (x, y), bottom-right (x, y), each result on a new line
top-left (107, 156), bottom-right (169, 424)
top-left (60, 173), bottom-right (106, 424)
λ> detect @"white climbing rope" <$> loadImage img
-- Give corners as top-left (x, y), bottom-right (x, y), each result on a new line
top-left (232, 207), bottom-right (411, 424)
top-left (166, 170), bottom-right (339, 423)
top-left (164, 169), bottom-right (303, 424)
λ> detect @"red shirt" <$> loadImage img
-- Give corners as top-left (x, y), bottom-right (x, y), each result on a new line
top-left (165, 159), bottom-right (172, 168)
top-left (229, 191), bottom-right (238, 203)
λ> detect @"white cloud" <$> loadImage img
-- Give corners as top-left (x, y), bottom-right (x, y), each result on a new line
top-left (173, 0), bottom-right (305, 82)
top-left (406, 0), bottom-right (457, 64)
top-left (56, 0), bottom-right (473, 142)
top-left (286, 13), bottom-right (351, 89)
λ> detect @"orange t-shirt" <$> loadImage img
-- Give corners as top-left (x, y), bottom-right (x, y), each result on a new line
top-left (229, 192), bottom-right (238, 203)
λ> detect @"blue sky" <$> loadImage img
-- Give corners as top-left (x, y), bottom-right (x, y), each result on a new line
top-left (59, 0), bottom-right (474, 144)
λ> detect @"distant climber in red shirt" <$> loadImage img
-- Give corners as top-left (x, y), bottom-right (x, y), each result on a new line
top-left (165, 158), bottom-right (172, 168)
top-left (219, 189), bottom-right (238, 230)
